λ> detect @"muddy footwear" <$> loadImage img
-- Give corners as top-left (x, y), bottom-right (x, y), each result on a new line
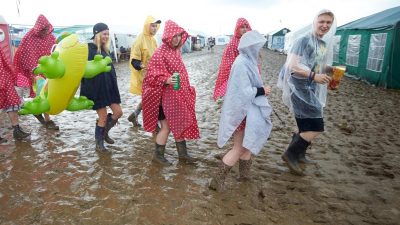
top-left (105, 113), bottom-right (118, 144)
top-left (281, 133), bottom-right (308, 175)
top-left (214, 150), bottom-right (229, 160)
top-left (13, 125), bottom-right (31, 140)
top-left (209, 161), bottom-right (232, 192)
top-left (45, 120), bottom-right (59, 130)
top-left (95, 125), bottom-right (109, 153)
top-left (298, 142), bottom-right (315, 164)
top-left (153, 143), bottom-right (171, 165)
top-left (176, 141), bottom-right (197, 163)
top-left (237, 158), bottom-right (252, 181)
top-left (0, 136), bottom-right (7, 144)
top-left (127, 108), bottom-right (141, 127)
top-left (34, 114), bottom-right (46, 124)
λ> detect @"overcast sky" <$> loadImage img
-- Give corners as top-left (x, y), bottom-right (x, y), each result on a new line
top-left (1, 0), bottom-right (399, 35)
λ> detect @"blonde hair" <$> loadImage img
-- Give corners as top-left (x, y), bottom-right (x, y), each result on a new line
top-left (93, 32), bottom-right (110, 54)
top-left (319, 11), bottom-right (335, 21)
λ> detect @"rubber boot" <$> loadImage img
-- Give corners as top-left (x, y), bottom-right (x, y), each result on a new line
top-left (127, 103), bottom-right (141, 127)
top-left (104, 113), bottom-right (118, 144)
top-left (13, 125), bottom-right (31, 140)
top-left (34, 114), bottom-right (46, 124)
top-left (209, 161), bottom-right (232, 192)
top-left (298, 141), bottom-right (316, 164)
top-left (237, 158), bottom-right (252, 181)
top-left (45, 120), bottom-right (59, 130)
top-left (95, 125), bottom-right (109, 153)
top-left (152, 143), bottom-right (171, 165)
top-left (176, 141), bottom-right (197, 163)
top-left (281, 133), bottom-right (308, 175)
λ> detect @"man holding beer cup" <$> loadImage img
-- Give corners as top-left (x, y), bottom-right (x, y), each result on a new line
top-left (277, 10), bottom-right (337, 175)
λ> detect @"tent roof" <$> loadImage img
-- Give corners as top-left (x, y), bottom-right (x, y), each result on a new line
top-left (338, 6), bottom-right (400, 30)
top-left (266, 28), bottom-right (290, 36)
top-left (53, 25), bottom-right (92, 34)
top-left (286, 24), bottom-right (311, 38)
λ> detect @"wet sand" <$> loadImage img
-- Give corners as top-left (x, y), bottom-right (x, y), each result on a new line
top-left (1, 46), bottom-right (400, 225)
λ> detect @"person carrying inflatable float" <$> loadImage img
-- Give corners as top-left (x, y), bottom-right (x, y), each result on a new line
top-left (80, 23), bottom-right (123, 153)
top-left (19, 32), bottom-right (113, 117)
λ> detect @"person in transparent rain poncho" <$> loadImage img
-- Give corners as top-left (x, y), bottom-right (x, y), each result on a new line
top-left (277, 10), bottom-right (336, 175)
top-left (209, 30), bottom-right (273, 192)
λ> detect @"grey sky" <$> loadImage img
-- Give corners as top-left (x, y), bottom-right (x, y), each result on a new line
top-left (1, 0), bottom-right (399, 35)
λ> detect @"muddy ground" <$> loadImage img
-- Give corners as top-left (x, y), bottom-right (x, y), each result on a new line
top-left (1, 46), bottom-right (399, 225)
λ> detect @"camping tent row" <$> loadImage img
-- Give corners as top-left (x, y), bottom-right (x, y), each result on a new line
top-left (266, 28), bottom-right (290, 51)
top-left (333, 6), bottom-right (400, 89)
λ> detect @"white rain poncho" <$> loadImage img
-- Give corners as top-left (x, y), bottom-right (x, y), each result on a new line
top-left (217, 30), bottom-right (273, 155)
top-left (277, 10), bottom-right (337, 118)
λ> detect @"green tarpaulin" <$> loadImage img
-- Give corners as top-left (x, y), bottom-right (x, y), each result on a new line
top-left (335, 6), bottom-right (400, 89)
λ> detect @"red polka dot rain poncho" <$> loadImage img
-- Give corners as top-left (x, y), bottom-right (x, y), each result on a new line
top-left (213, 18), bottom-right (252, 101)
top-left (0, 48), bottom-right (20, 109)
top-left (142, 20), bottom-right (200, 140)
top-left (13, 14), bottom-right (55, 97)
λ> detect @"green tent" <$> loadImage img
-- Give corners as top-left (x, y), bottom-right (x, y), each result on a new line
top-left (334, 6), bottom-right (400, 89)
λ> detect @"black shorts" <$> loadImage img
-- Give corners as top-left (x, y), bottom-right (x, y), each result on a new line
top-left (158, 105), bottom-right (166, 120)
top-left (295, 117), bottom-right (324, 132)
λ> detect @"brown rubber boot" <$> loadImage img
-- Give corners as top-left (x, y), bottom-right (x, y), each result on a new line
top-left (209, 161), bottom-right (232, 192)
top-left (237, 158), bottom-right (252, 181)
top-left (45, 120), bottom-right (59, 130)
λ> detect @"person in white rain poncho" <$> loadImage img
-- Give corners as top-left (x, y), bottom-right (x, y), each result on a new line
top-left (209, 30), bottom-right (273, 192)
top-left (277, 10), bottom-right (336, 175)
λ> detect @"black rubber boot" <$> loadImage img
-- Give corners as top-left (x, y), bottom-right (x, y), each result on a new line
top-left (281, 133), bottom-right (309, 175)
top-left (152, 143), bottom-right (171, 165)
top-left (12, 125), bottom-right (31, 140)
top-left (176, 141), bottom-right (197, 163)
top-left (237, 158), bottom-right (252, 181)
top-left (209, 161), bottom-right (232, 192)
top-left (95, 125), bottom-right (109, 153)
top-left (298, 142), bottom-right (315, 164)
top-left (104, 113), bottom-right (118, 144)
top-left (34, 114), bottom-right (46, 124)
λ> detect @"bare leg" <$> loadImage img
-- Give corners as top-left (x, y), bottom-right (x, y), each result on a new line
top-left (156, 119), bottom-right (170, 145)
top-left (109, 103), bottom-right (123, 120)
top-left (7, 111), bottom-right (19, 126)
top-left (222, 130), bottom-right (246, 166)
top-left (153, 119), bottom-right (172, 165)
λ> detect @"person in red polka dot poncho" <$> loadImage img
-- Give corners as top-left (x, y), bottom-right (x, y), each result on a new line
top-left (142, 20), bottom-right (200, 165)
top-left (0, 48), bottom-right (31, 141)
top-left (212, 18), bottom-right (252, 101)
top-left (13, 14), bottom-right (59, 130)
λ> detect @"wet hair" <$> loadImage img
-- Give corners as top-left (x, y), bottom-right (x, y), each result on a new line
top-left (94, 31), bottom-right (110, 54)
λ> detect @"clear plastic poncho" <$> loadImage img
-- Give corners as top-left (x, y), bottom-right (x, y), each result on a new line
top-left (218, 30), bottom-right (272, 155)
top-left (277, 10), bottom-right (337, 118)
